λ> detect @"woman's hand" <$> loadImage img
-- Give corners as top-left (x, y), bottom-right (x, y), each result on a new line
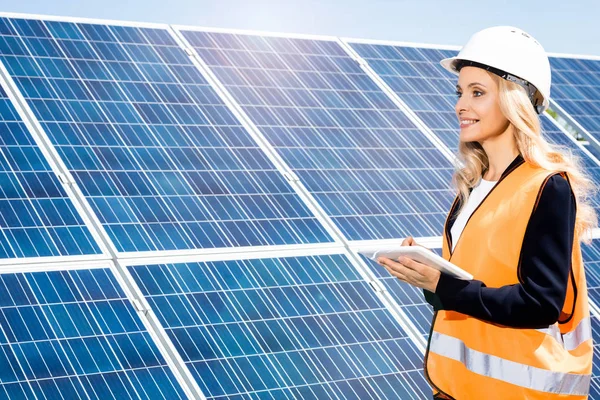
top-left (377, 236), bottom-right (441, 292)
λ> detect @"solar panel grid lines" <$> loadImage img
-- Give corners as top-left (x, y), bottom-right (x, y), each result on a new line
top-left (0, 58), bottom-right (118, 263)
top-left (336, 38), bottom-right (456, 163)
top-left (0, 260), bottom-right (193, 399)
top-left (112, 257), bottom-right (209, 400)
top-left (166, 25), bottom-right (348, 249)
top-left (121, 244), bottom-right (430, 354)
top-left (343, 248), bottom-right (427, 352)
top-left (0, 16), bottom-right (335, 254)
top-left (0, 66), bottom-right (105, 261)
top-left (175, 27), bottom-right (457, 242)
top-left (124, 248), bottom-right (433, 400)
top-left (343, 38), bottom-right (462, 152)
top-left (169, 25), bottom-right (365, 249)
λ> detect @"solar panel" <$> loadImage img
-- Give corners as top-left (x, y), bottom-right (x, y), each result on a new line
top-left (127, 253), bottom-right (432, 399)
top-left (581, 238), bottom-right (600, 397)
top-left (0, 17), bottom-right (333, 253)
top-left (0, 265), bottom-right (187, 399)
top-left (549, 55), bottom-right (600, 160)
top-left (176, 29), bottom-right (456, 241)
top-left (347, 42), bottom-right (460, 151)
top-left (0, 79), bottom-right (101, 259)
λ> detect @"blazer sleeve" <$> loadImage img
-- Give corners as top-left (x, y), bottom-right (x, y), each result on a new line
top-left (424, 174), bottom-right (576, 329)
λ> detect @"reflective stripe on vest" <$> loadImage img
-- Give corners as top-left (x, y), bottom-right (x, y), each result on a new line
top-left (536, 317), bottom-right (592, 351)
top-left (430, 331), bottom-right (591, 396)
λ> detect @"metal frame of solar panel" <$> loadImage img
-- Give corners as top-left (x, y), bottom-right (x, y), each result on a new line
top-left (546, 53), bottom-right (600, 161)
top-left (172, 26), bottom-right (457, 246)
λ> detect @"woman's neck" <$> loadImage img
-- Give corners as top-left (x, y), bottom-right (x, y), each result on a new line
top-left (481, 129), bottom-right (519, 181)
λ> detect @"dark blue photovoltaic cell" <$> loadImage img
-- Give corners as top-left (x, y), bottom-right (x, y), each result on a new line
top-left (0, 81), bottom-right (100, 258)
top-left (581, 239), bottom-right (600, 396)
top-left (128, 254), bottom-right (431, 399)
top-left (549, 56), bottom-right (600, 160)
top-left (541, 116), bottom-right (600, 212)
top-left (0, 18), bottom-right (332, 252)
top-left (180, 30), bottom-right (456, 241)
top-left (0, 267), bottom-right (186, 399)
top-left (349, 43), bottom-right (460, 150)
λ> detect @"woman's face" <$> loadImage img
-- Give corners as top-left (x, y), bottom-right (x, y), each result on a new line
top-left (455, 66), bottom-right (511, 144)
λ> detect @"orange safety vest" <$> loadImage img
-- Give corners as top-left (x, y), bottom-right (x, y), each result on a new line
top-left (425, 162), bottom-right (592, 399)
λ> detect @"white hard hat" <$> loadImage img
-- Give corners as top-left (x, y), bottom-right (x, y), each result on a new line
top-left (441, 26), bottom-right (551, 114)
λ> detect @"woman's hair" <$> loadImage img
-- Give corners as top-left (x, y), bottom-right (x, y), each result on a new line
top-left (453, 72), bottom-right (597, 241)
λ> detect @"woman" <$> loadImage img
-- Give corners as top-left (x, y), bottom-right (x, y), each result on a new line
top-left (377, 26), bottom-right (596, 399)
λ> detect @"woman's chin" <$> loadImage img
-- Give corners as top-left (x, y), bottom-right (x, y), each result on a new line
top-left (458, 132), bottom-right (481, 143)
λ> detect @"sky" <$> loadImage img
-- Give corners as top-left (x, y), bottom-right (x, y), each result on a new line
top-left (0, 0), bottom-right (598, 57)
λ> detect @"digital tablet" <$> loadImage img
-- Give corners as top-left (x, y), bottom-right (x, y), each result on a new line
top-left (359, 246), bottom-right (473, 280)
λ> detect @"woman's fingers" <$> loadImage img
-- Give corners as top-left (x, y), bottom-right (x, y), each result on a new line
top-left (401, 236), bottom-right (416, 246)
top-left (383, 264), bottom-right (407, 282)
top-left (377, 256), bottom-right (441, 292)
top-left (379, 257), bottom-right (420, 281)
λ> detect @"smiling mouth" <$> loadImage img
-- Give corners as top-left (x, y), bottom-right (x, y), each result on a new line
top-left (460, 119), bottom-right (479, 128)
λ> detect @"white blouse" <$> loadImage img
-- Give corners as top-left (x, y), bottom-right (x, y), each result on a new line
top-left (450, 179), bottom-right (497, 252)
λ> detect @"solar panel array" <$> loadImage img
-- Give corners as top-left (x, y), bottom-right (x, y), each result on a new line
top-left (0, 18), bottom-right (333, 254)
top-left (0, 13), bottom-right (598, 400)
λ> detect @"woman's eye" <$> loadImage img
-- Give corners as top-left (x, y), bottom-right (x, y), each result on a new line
top-left (455, 91), bottom-right (462, 98)
top-left (473, 90), bottom-right (484, 97)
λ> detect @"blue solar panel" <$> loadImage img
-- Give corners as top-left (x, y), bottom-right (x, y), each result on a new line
top-left (581, 238), bottom-right (600, 396)
top-left (0, 266), bottom-right (187, 399)
top-left (549, 56), bottom-right (600, 160)
top-left (0, 17), bottom-right (333, 253)
top-left (178, 29), bottom-right (456, 241)
top-left (0, 80), bottom-right (100, 258)
top-left (349, 42), bottom-right (460, 150)
top-left (128, 254), bottom-right (431, 399)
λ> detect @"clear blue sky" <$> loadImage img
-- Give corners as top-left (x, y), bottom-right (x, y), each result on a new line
top-left (0, 0), bottom-right (598, 57)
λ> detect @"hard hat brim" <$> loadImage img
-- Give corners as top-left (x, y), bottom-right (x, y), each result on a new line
top-left (440, 57), bottom-right (460, 75)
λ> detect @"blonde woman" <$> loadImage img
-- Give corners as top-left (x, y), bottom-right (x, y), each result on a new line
top-left (377, 26), bottom-right (595, 399)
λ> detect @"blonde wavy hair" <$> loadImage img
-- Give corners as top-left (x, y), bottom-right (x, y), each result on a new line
top-left (453, 73), bottom-right (597, 241)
